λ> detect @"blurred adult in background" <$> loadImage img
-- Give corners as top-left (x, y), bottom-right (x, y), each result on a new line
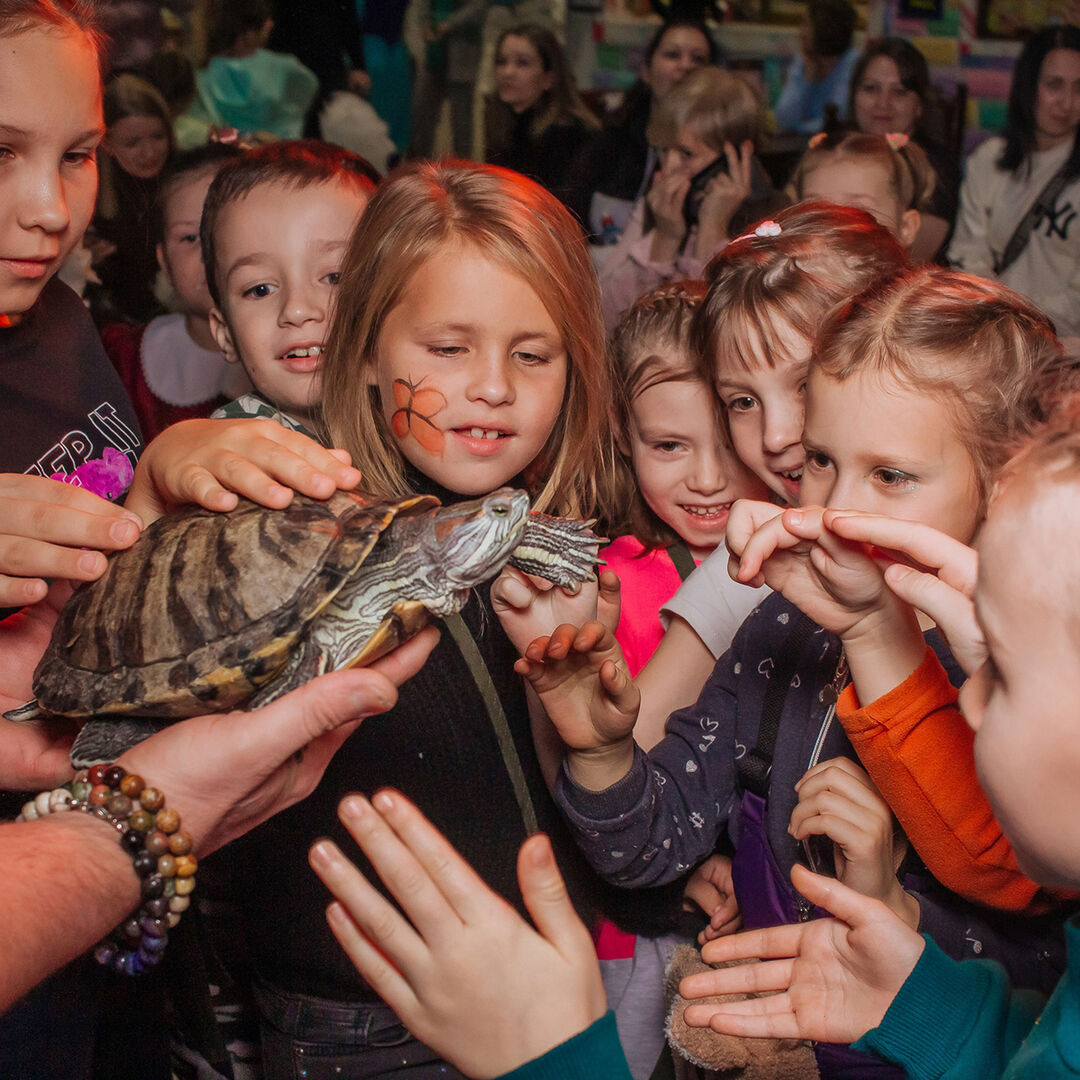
top-left (484, 24), bottom-right (600, 221)
top-left (97, 0), bottom-right (195, 74)
top-left (91, 74), bottom-right (175, 326)
top-left (847, 37), bottom-right (959, 261)
top-left (191, 0), bottom-right (318, 141)
top-left (599, 66), bottom-right (784, 330)
top-left (410, 0), bottom-right (491, 159)
top-left (774, 0), bottom-right (858, 134)
top-left (949, 25), bottom-right (1080, 339)
top-left (581, 18), bottom-right (719, 246)
top-left (269, 0), bottom-right (370, 137)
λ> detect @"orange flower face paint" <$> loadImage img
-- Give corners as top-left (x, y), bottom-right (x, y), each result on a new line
top-left (391, 377), bottom-right (447, 456)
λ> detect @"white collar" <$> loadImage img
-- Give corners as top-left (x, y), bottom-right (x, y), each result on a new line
top-left (140, 314), bottom-right (243, 407)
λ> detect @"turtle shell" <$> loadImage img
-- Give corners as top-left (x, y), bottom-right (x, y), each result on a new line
top-left (31, 490), bottom-right (436, 719)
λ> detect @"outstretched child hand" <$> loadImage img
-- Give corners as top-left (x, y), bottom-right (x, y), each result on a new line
top-left (790, 756), bottom-right (920, 928)
top-left (309, 789), bottom-right (608, 1080)
top-left (825, 511), bottom-right (983, 676)
top-left (515, 621), bottom-right (640, 790)
top-left (491, 565), bottom-right (599, 656)
top-left (683, 853), bottom-right (743, 943)
top-left (0, 474), bottom-right (143, 607)
top-left (680, 864), bottom-right (925, 1045)
top-left (125, 418), bottom-right (363, 524)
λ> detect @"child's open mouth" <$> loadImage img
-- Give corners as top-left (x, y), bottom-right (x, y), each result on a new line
top-left (280, 345), bottom-right (323, 372)
top-left (777, 468), bottom-right (803, 500)
top-left (453, 426), bottom-right (512, 454)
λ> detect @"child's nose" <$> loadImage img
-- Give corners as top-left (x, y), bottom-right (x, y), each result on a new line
top-left (465, 350), bottom-right (514, 406)
top-left (687, 452), bottom-right (725, 493)
top-left (762, 407), bottom-right (802, 455)
top-left (278, 282), bottom-right (324, 326)
top-left (19, 169), bottom-right (70, 235)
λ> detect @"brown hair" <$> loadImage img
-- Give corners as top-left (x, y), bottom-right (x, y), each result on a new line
top-left (320, 160), bottom-right (615, 519)
top-left (694, 202), bottom-right (908, 380)
top-left (487, 24), bottom-right (600, 148)
top-left (647, 66), bottom-right (766, 153)
top-left (814, 266), bottom-right (1068, 500)
top-left (200, 140), bottom-right (379, 307)
top-left (792, 131), bottom-right (937, 213)
top-left (608, 280), bottom-right (711, 546)
top-left (0, 0), bottom-right (105, 66)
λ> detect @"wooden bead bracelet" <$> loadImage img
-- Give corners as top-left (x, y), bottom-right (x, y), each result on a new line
top-left (17, 763), bottom-right (196, 975)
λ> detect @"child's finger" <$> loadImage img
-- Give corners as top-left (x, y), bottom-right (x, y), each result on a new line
top-left (571, 620), bottom-right (609, 653)
top-left (491, 566), bottom-right (537, 611)
top-left (599, 657), bottom-right (638, 713)
top-left (523, 634), bottom-right (553, 662)
top-left (0, 574), bottom-right (49, 607)
top-left (323, 900), bottom-right (420, 1021)
top-left (792, 762), bottom-right (885, 816)
top-left (333, 794), bottom-right (464, 953)
top-left (883, 564), bottom-right (983, 674)
top-left (681, 956), bottom-right (796, 1002)
top-left (517, 833), bottom-right (596, 958)
top-left (543, 623), bottom-right (582, 659)
top-left (367, 789), bottom-right (501, 924)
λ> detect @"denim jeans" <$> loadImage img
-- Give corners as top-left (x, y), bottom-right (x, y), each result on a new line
top-left (255, 979), bottom-right (464, 1080)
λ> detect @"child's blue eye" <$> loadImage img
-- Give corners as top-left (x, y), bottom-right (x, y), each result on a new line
top-left (243, 283), bottom-right (274, 299)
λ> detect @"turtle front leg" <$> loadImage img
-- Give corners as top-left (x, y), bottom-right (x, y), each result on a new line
top-left (248, 642), bottom-right (330, 710)
top-left (510, 512), bottom-right (605, 590)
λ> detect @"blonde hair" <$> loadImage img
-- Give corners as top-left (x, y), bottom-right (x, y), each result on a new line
top-left (320, 160), bottom-right (615, 519)
top-left (647, 66), bottom-right (765, 152)
top-left (694, 202), bottom-right (908, 377)
top-left (609, 280), bottom-right (711, 546)
top-left (815, 266), bottom-right (1068, 500)
top-left (792, 131), bottom-right (937, 212)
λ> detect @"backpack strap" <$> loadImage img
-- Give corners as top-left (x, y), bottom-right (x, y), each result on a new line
top-left (736, 614), bottom-right (816, 799)
top-left (443, 612), bottom-right (539, 836)
top-left (995, 164), bottom-right (1073, 276)
top-left (667, 539), bottom-right (697, 584)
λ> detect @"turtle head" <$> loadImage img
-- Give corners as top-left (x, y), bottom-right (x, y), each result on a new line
top-left (429, 488), bottom-right (530, 589)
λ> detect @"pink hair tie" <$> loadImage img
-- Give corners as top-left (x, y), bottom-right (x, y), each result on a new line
top-left (729, 220), bottom-right (782, 246)
top-left (885, 132), bottom-right (910, 150)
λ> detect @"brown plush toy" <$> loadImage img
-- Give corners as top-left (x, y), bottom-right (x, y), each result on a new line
top-left (663, 944), bottom-right (820, 1080)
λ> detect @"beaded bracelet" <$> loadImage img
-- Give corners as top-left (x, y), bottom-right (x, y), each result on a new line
top-left (17, 763), bottom-right (196, 975)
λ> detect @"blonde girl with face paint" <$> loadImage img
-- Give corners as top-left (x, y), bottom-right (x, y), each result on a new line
top-left (222, 160), bottom-right (636, 1078)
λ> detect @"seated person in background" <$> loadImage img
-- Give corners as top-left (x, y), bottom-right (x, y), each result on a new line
top-left (190, 0), bottom-right (319, 141)
top-left (484, 23), bottom-right (600, 224)
top-left (101, 144), bottom-right (250, 444)
top-left (949, 26), bottom-right (1080, 344)
top-left (774, 0), bottom-right (859, 135)
top-left (846, 37), bottom-right (961, 261)
top-left (599, 66), bottom-right (784, 331)
top-left (580, 18), bottom-right (719, 249)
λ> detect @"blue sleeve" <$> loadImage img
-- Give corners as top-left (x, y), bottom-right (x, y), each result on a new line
top-left (494, 1012), bottom-right (633, 1080)
top-left (555, 631), bottom-right (743, 887)
top-left (854, 935), bottom-right (1045, 1080)
top-left (773, 56), bottom-right (807, 132)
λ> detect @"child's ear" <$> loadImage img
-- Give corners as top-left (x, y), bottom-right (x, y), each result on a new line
top-left (210, 307), bottom-right (239, 363)
top-left (898, 208), bottom-right (921, 251)
top-left (155, 243), bottom-right (170, 282)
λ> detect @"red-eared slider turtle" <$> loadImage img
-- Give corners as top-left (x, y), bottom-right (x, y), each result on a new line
top-left (8, 488), bottom-right (600, 764)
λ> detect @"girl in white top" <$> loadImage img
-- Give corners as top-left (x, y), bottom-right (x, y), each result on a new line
top-left (949, 26), bottom-right (1080, 338)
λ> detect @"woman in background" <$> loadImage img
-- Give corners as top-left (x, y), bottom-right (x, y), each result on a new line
top-left (484, 23), bottom-right (600, 222)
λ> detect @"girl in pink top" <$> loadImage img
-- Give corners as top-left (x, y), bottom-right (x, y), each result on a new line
top-left (606, 280), bottom-right (767, 682)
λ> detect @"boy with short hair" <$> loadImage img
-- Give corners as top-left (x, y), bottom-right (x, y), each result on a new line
top-left (202, 140), bottom-right (378, 435)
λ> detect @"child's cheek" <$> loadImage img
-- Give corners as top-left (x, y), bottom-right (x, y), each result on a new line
top-left (390, 375), bottom-right (448, 457)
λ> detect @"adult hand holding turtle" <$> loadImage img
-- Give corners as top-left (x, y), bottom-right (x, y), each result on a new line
top-left (0, 625), bottom-right (438, 1014)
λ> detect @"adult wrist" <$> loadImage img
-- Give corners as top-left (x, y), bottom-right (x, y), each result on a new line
top-left (18, 762), bottom-right (197, 975)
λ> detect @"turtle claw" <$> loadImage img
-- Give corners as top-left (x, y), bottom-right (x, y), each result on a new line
top-left (3, 699), bottom-right (46, 723)
top-left (70, 717), bottom-right (167, 769)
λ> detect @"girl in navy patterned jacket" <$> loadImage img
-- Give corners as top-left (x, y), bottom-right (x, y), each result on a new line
top-left (517, 266), bottom-right (1070, 1077)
